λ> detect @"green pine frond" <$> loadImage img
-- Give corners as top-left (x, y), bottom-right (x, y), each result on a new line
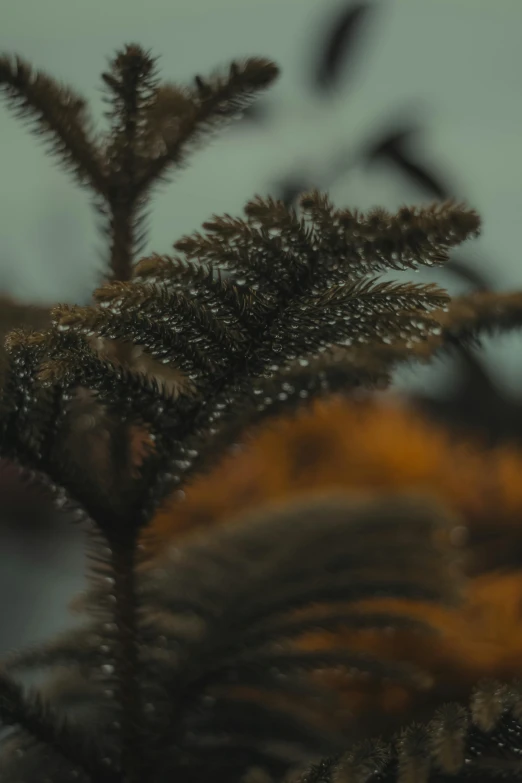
top-left (299, 679), bottom-right (522, 783)
top-left (137, 57), bottom-right (280, 193)
top-left (133, 254), bottom-right (270, 328)
top-left (0, 55), bottom-right (107, 194)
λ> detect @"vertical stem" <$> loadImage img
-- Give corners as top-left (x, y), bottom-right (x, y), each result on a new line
top-left (109, 199), bottom-right (136, 283)
top-left (108, 51), bottom-right (140, 286)
top-left (110, 532), bottom-right (143, 783)
top-left (107, 198), bottom-right (137, 499)
top-left (105, 52), bottom-right (146, 496)
top-left (104, 67), bottom-right (145, 782)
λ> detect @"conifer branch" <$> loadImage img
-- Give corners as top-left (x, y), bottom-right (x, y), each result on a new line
top-left (425, 290), bottom-right (522, 354)
top-left (0, 329), bottom-right (68, 469)
top-left (0, 667), bottom-right (118, 783)
top-left (0, 55), bottom-right (107, 194)
top-left (1, 331), bottom-right (153, 531)
top-left (36, 330), bottom-right (194, 450)
top-left (102, 45), bottom-right (161, 281)
top-left (51, 303), bottom-right (216, 383)
top-left (301, 191), bottom-right (481, 277)
top-left (365, 291), bottom-right (522, 370)
top-left (143, 492), bottom-right (459, 772)
top-left (175, 194), bottom-right (480, 301)
top-left (12, 346), bottom-right (151, 782)
top-left (0, 295), bottom-right (51, 375)
top-left (263, 281), bottom-right (447, 366)
top-left (299, 679), bottom-right (522, 783)
top-left (133, 254), bottom-right (270, 329)
top-left (174, 219), bottom-right (306, 296)
top-left (119, 199), bottom-right (478, 512)
top-left (92, 280), bottom-right (246, 361)
top-left (2, 625), bottom-right (111, 674)
top-left (137, 58), bottom-right (280, 192)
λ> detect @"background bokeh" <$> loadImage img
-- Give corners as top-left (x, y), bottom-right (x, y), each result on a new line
top-left (1, 0), bottom-right (521, 655)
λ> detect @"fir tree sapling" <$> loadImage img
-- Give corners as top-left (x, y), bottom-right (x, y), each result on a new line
top-left (1, 43), bottom-right (522, 783)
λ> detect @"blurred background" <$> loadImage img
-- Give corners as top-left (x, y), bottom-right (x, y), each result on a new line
top-left (0, 0), bottom-right (521, 655)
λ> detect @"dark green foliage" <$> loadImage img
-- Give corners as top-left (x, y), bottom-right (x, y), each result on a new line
top-left (356, 289), bottom-right (522, 374)
top-left (40, 191), bottom-right (479, 519)
top-left (299, 680), bottom-right (522, 783)
top-left (0, 493), bottom-right (460, 783)
top-left (1, 42), bottom-right (521, 783)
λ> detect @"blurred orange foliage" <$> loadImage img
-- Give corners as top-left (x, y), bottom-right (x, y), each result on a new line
top-left (142, 397), bottom-right (522, 735)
